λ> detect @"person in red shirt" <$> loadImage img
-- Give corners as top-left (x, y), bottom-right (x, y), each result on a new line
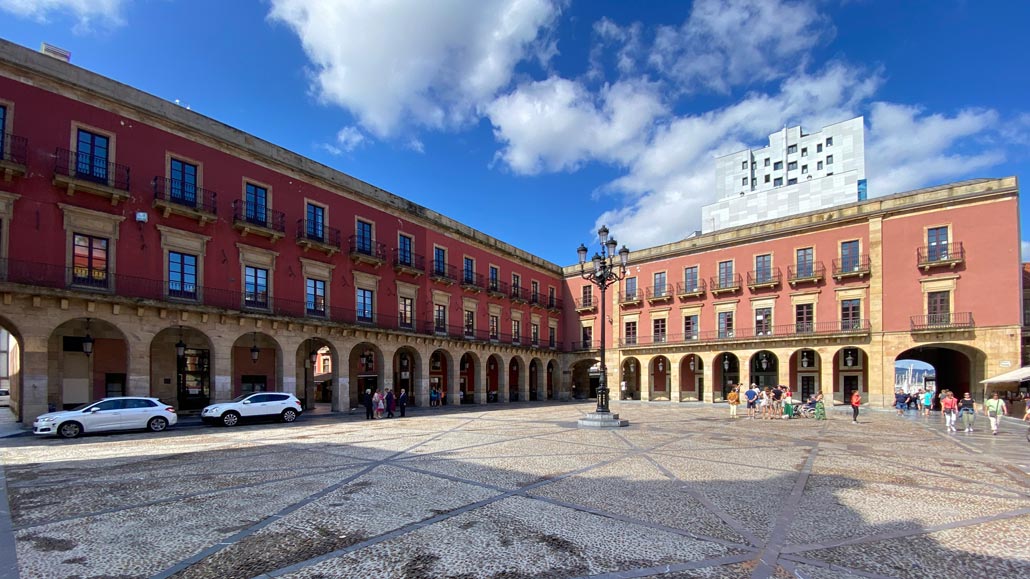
top-left (940, 391), bottom-right (959, 432)
top-left (850, 390), bottom-right (862, 423)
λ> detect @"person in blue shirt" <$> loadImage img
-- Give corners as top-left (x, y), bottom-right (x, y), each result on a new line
top-left (894, 390), bottom-right (909, 415)
top-left (744, 384), bottom-right (759, 419)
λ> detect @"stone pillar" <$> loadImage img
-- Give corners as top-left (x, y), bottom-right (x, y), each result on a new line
top-left (702, 358), bottom-right (715, 403)
top-left (127, 341), bottom-right (151, 397)
top-left (476, 358), bottom-right (488, 404)
top-left (777, 352), bottom-right (790, 388)
top-left (669, 358), bottom-right (681, 402)
top-left (416, 353), bottom-right (431, 407)
top-left (519, 359), bottom-right (531, 403)
top-left (820, 350), bottom-right (835, 405)
top-left (447, 356), bottom-right (460, 407)
top-left (281, 353), bottom-right (297, 397)
top-left (19, 336), bottom-right (49, 423)
top-left (639, 356), bottom-right (651, 402)
top-left (333, 374), bottom-right (348, 412)
top-left (212, 345), bottom-right (233, 402)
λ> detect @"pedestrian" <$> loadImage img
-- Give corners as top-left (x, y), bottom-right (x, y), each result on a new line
top-left (894, 390), bottom-right (908, 415)
top-left (760, 387), bottom-right (771, 419)
top-left (922, 389), bottom-right (934, 416)
top-left (373, 389), bottom-right (384, 419)
top-left (814, 392), bottom-right (826, 420)
top-left (771, 385), bottom-right (783, 418)
top-left (398, 388), bottom-right (408, 417)
top-left (727, 386), bottom-right (740, 419)
top-left (984, 391), bottom-right (1007, 435)
top-left (941, 391), bottom-right (958, 432)
top-left (363, 388), bottom-right (374, 420)
top-left (745, 384), bottom-right (758, 419)
top-left (385, 389), bottom-right (395, 418)
top-left (957, 392), bottom-right (976, 432)
top-left (850, 389), bottom-right (861, 423)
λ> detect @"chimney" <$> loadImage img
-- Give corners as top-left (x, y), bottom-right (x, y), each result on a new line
top-left (40, 43), bottom-right (71, 63)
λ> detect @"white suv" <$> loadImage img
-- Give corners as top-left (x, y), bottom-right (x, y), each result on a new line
top-left (201, 392), bottom-right (302, 427)
top-left (33, 397), bottom-right (177, 438)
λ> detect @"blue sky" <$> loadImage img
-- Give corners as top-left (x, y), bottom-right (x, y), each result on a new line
top-left (1, 0), bottom-right (1028, 266)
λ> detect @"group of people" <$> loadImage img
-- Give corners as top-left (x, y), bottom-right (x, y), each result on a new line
top-left (428, 387), bottom-right (445, 406)
top-left (726, 384), bottom-right (839, 421)
top-left (892, 389), bottom-right (935, 416)
top-left (363, 388), bottom-right (408, 420)
top-left (936, 390), bottom-right (1012, 435)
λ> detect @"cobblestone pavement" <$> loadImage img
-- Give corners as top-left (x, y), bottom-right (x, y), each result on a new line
top-left (1, 403), bottom-right (1028, 579)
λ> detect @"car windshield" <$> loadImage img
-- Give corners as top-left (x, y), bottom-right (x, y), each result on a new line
top-left (68, 403), bottom-right (94, 412)
top-left (231, 394), bottom-right (253, 402)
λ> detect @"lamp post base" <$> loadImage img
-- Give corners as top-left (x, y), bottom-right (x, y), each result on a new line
top-left (577, 412), bottom-right (629, 428)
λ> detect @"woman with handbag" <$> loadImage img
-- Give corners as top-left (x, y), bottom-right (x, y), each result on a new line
top-left (984, 391), bottom-right (1007, 436)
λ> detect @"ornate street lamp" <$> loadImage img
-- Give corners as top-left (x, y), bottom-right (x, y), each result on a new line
top-left (250, 332), bottom-right (260, 363)
top-left (576, 225), bottom-right (629, 425)
top-left (689, 355), bottom-right (695, 372)
top-left (175, 325), bottom-right (187, 358)
top-left (82, 318), bottom-right (94, 357)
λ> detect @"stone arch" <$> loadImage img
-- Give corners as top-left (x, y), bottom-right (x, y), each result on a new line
top-left (528, 357), bottom-right (545, 401)
top-left (621, 357), bottom-right (641, 400)
top-left (831, 346), bottom-right (871, 404)
top-left (47, 317), bottom-right (129, 411)
top-left (748, 350), bottom-right (779, 388)
top-left (893, 343), bottom-right (985, 406)
top-left (459, 352), bottom-right (481, 404)
top-left (508, 355), bottom-right (526, 402)
top-left (546, 359), bottom-right (559, 400)
top-left (679, 354), bottom-right (703, 402)
top-left (392, 346), bottom-right (422, 407)
top-left (149, 325), bottom-right (215, 412)
top-left (570, 358), bottom-right (598, 400)
top-left (0, 314), bottom-right (26, 420)
top-left (713, 352), bottom-right (740, 402)
top-left (428, 349), bottom-right (453, 405)
top-left (789, 348), bottom-right (821, 401)
top-left (348, 342), bottom-right (383, 409)
top-left (485, 353), bottom-right (503, 403)
top-left (230, 331), bottom-right (283, 399)
top-left (294, 337), bottom-right (339, 411)
top-left (649, 355), bottom-right (671, 401)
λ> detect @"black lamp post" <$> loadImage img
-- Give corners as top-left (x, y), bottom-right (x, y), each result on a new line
top-left (577, 225), bottom-right (629, 414)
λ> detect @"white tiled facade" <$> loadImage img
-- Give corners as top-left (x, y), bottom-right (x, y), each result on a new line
top-left (702, 117), bottom-right (866, 233)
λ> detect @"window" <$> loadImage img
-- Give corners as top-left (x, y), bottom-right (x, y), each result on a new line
top-left (774, 177), bottom-right (783, 186)
top-left (840, 240), bottom-right (860, 271)
top-left (512, 319), bottom-right (521, 343)
top-left (817, 143), bottom-right (823, 153)
top-left (826, 155), bottom-right (833, 165)
top-left (488, 265), bottom-right (500, 291)
top-left (653, 318), bottom-right (666, 343)
top-left (764, 158), bottom-right (770, 167)
top-left (399, 296), bottom-right (414, 329)
top-left (741, 177), bottom-right (748, 186)
top-left (397, 234), bottom-right (413, 266)
top-left (841, 299), bottom-right (861, 329)
top-left (306, 203), bottom-right (325, 241)
top-left (795, 303), bottom-right (813, 333)
top-left (826, 137), bottom-right (833, 147)
top-left (245, 183), bottom-right (267, 226)
top-left (463, 257), bottom-right (475, 284)
top-left (355, 220), bottom-right (373, 254)
top-left (306, 278), bottom-right (326, 316)
top-left (787, 178), bottom-right (797, 185)
top-left (244, 266), bottom-right (268, 308)
top-left (801, 164), bottom-right (808, 174)
top-left (531, 280), bottom-right (540, 302)
top-left (581, 325), bottom-right (592, 347)
top-left (928, 291), bottom-right (950, 325)
top-left (741, 161), bottom-right (747, 170)
top-left (755, 254), bottom-right (771, 282)
top-left (796, 247), bottom-right (813, 278)
top-left (683, 266), bottom-right (698, 292)
top-left (489, 315), bottom-right (499, 340)
top-left (773, 161), bottom-right (783, 170)
top-left (624, 321), bottom-right (637, 345)
top-left (548, 287), bottom-right (556, 308)
top-left (653, 271), bottom-right (667, 296)
top-left (356, 288), bottom-right (373, 323)
top-left (718, 311), bottom-right (733, 338)
top-left (168, 251), bottom-right (197, 299)
top-left (764, 174), bottom-right (770, 183)
top-left (169, 159), bottom-right (197, 205)
top-left (817, 161), bottom-right (823, 170)
top-left (72, 233), bottom-right (109, 287)
top-left (684, 315), bottom-right (698, 339)
top-left (718, 260), bottom-right (734, 288)
top-left (787, 144), bottom-right (797, 154)
top-left (801, 147), bottom-right (807, 157)
top-left (625, 277), bottom-right (637, 299)
top-left (787, 161), bottom-right (797, 171)
top-left (548, 326), bottom-right (556, 348)
top-left (512, 273), bottom-right (521, 291)
top-left (755, 307), bottom-right (772, 336)
top-left (0, 105), bottom-right (5, 159)
top-left (76, 129), bottom-right (109, 182)
top-left (464, 310), bottom-right (475, 338)
top-left (531, 323), bottom-right (540, 345)
top-left (434, 304), bottom-right (447, 332)
top-left (581, 285), bottom-right (592, 306)
top-left (433, 247), bottom-right (447, 275)
top-left (751, 178), bottom-right (757, 187)
top-left (927, 226), bottom-right (949, 261)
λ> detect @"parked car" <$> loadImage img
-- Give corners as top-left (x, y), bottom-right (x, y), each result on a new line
top-left (33, 397), bottom-right (177, 438)
top-left (0, 388), bottom-right (9, 407)
top-left (201, 392), bottom-right (302, 426)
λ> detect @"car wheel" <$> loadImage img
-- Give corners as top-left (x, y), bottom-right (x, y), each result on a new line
top-left (58, 421), bottom-right (82, 439)
top-left (221, 411), bottom-right (240, 427)
top-left (281, 408), bottom-right (298, 423)
top-left (147, 416), bottom-right (168, 432)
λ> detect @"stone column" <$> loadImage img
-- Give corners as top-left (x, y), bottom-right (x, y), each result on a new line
top-left (639, 356), bottom-right (651, 402)
top-left (281, 352), bottom-right (297, 397)
top-left (702, 358), bottom-right (715, 403)
top-left (519, 358), bottom-right (531, 403)
top-left (820, 350), bottom-right (835, 405)
top-left (447, 355), bottom-right (461, 407)
top-left (19, 336), bottom-right (49, 423)
top-left (669, 358), bottom-right (681, 403)
top-left (333, 373), bottom-right (348, 412)
top-left (127, 340), bottom-right (151, 397)
top-left (212, 345), bottom-right (233, 402)
top-left (416, 352), bottom-right (431, 407)
top-left (476, 357), bottom-right (488, 404)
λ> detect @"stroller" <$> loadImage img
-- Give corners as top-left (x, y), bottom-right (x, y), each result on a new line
top-left (792, 399), bottom-right (817, 418)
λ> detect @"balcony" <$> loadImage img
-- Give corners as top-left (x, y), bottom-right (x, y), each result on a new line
top-left (788, 262), bottom-right (825, 285)
top-left (910, 312), bottom-right (975, 332)
top-left (461, 271), bottom-right (485, 293)
top-left (709, 274), bottom-right (742, 295)
top-left (575, 296), bottom-right (595, 312)
top-left (430, 261), bottom-right (457, 285)
top-left (569, 340), bottom-right (597, 351)
top-left (917, 242), bottom-right (965, 271)
top-left (676, 279), bottom-right (706, 299)
top-left (646, 285), bottom-right (673, 304)
top-left (487, 279), bottom-right (509, 299)
top-left (231, 200), bottom-right (286, 240)
top-left (747, 268), bottom-right (781, 290)
top-left (832, 255), bottom-right (871, 280)
top-left (546, 297), bottom-right (563, 312)
top-left (529, 292), bottom-right (544, 309)
top-left (616, 320), bottom-right (871, 348)
top-left (153, 177), bottom-right (218, 225)
top-left (510, 286), bottom-right (528, 304)
top-left (619, 290), bottom-right (642, 306)
top-left (0, 133), bottom-right (28, 181)
top-left (296, 220), bottom-right (341, 256)
top-left (348, 235), bottom-right (386, 266)
top-left (53, 148), bottom-right (131, 205)
top-left (392, 249), bottom-right (425, 277)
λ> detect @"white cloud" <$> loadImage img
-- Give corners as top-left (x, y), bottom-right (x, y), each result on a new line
top-left (268, 0), bottom-right (561, 138)
top-left (648, 0), bottom-right (833, 93)
top-left (319, 126), bottom-right (367, 156)
top-left (0, 0), bottom-right (128, 32)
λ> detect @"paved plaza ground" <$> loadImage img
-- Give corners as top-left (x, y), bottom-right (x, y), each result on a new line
top-left (1, 403), bottom-right (1028, 579)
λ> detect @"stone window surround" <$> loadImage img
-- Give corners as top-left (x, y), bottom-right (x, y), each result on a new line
top-left (353, 271), bottom-right (380, 321)
top-left (305, 198), bottom-right (329, 229)
top-left (165, 151), bottom-right (204, 187)
top-left (70, 121), bottom-right (117, 163)
top-left (751, 297), bottom-right (776, 326)
top-left (242, 177), bottom-right (274, 209)
top-left (923, 223), bottom-right (953, 246)
top-left (839, 238), bottom-right (863, 259)
top-left (300, 256), bottom-right (336, 311)
top-left (355, 215), bottom-right (376, 243)
top-left (61, 203), bottom-right (125, 287)
top-left (158, 225), bottom-right (211, 301)
top-left (462, 296), bottom-right (479, 313)
top-left (396, 280), bottom-right (419, 325)
top-left (919, 274), bottom-right (958, 316)
top-left (0, 191), bottom-right (20, 268)
top-left (237, 242), bottom-right (278, 306)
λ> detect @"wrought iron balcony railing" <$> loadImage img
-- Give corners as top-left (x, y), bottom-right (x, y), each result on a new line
top-left (1, 133), bottom-right (28, 165)
top-left (617, 320), bottom-right (871, 347)
top-left (55, 148), bottom-right (131, 192)
top-left (676, 279), bottom-right (706, 297)
top-left (297, 220), bottom-right (342, 250)
top-left (575, 296), bottom-right (595, 309)
top-left (430, 261), bottom-right (457, 283)
top-left (787, 262), bottom-right (825, 283)
top-left (348, 235), bottom-right (386, 261)
top-left (910, 312), bottom-right (974, 331)
top-left (487, 278), bottom-right (509, 297)
top-left (153, 177), bottom-right (218, 215)
top-left (917, 242), bottom-right (965, 269)
top-left (645, 285), bottom-right (673, 301)
top-left (747, 268), bottom-right (782, 288)
top-left (832, 255), bottom-right (871, 278)
top-left (510, 286), bottom-right (528, 303)
top-left (619, 290), bottom-right (642, 304)
top-left (710, 273), bottom-right (742, 293)
top-left (392, 249), bottom-right (425, 273)
top-left (461, 271), bottom-right (485, 291)
top-left (232, 200), bottom-right (286, 232)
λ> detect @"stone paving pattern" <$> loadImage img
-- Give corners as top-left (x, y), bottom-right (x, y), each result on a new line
top-left (1, 403), bottom-right (1028, 579)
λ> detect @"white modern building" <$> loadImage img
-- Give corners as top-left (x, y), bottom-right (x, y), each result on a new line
top-left (702, 117), bottom-right (866, 233)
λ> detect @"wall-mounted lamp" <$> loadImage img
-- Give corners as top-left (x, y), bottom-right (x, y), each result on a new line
top-left (723, 355), bottom-right (730, 371)
top-left (801, 351), bottom-right (810, 368)
top-left (309, 349), bottom-right (319, 366)
top-left (657, 359), bottom-right (664, 372)
top-left (82, 317), bottom-right (94, 357)
top-left (250, 332), bottom-right (260, 363)
top-left (175, 325), bottom-right (186, 358)
top-left (760, 352), bottom-right (769, 370)
top-left (845, 350), bottom-right (855, 367)
top-left (689, 355), bottom-right (695, 372)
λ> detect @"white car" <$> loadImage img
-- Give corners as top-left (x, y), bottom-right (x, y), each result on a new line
top-left (0, 387), bottom-right (9, 407)
top-left (201, 392), bottom-right (302, 427)
top-left (33, 397), bottom-right (177, 438)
